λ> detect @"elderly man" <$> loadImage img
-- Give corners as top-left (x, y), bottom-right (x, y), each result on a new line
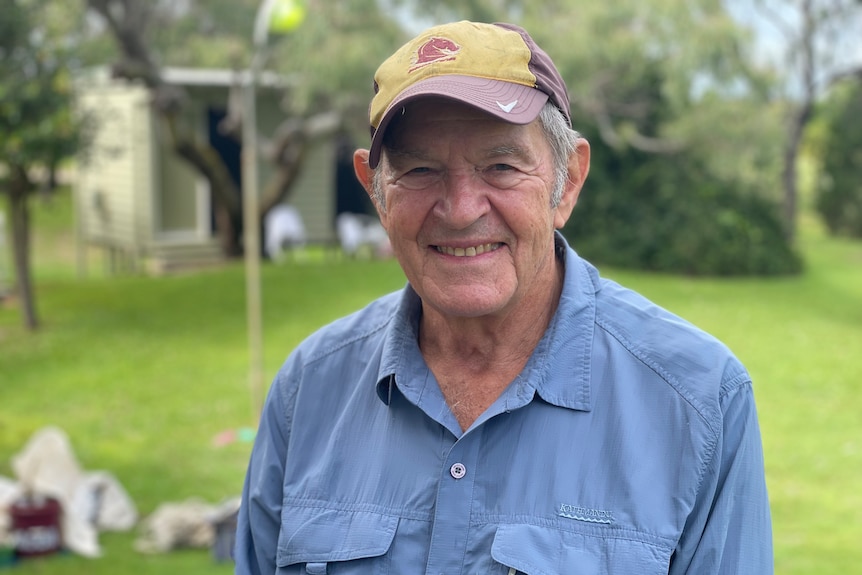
top-left (235, 21), bottom-right (773, 574)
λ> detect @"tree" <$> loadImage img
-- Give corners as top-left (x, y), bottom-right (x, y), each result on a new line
top-left (0, 0), bottom-right (93, 330)
top-left (402, 0), bottom-right (776, 163)
top-left (85, 0), bottom-right (403, 256)
top-left (749, 0), bottom-right (862, 242)
top-left (393, 0), bottom-right (802, 274)
top-left (814, 79), bottom-right (862, 236)
top-left (542, 0), bottom-right (800, 274)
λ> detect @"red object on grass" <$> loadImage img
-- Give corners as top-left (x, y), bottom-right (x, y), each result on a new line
top-left (10, 495), bottom-right (63, 558)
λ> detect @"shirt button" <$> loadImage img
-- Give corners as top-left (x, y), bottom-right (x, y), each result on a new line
top-left (450, 462), bottom-right (466, 479)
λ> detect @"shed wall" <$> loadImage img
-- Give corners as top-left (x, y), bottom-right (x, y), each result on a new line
top-left (290, 140), bottom-right (336, 243)
top-left (74, 68), bottom-right (338, 271)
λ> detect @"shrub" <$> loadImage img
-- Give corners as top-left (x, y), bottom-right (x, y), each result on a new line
top-left (564, 146), bottom-right (802, 276)
top-left (815, 81), bottom-right (862, 238)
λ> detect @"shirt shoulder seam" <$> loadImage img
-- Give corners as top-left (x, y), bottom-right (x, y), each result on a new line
top-left (594, 315), bottom-right (720, 433)
top-left (299, 308), bottom-right (396, 370)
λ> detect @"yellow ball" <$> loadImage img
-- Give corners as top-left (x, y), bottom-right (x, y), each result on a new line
top-left (269, 0), bottom-right (306, 33)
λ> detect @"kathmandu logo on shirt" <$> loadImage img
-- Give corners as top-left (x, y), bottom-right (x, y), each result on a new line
top-left (409, 37), bottom-right (460, 73)
top-left (558, 503), bottom-right (614, 524)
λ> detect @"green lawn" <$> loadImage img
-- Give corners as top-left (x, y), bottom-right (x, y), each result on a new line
top-left (1, 190), bottom-right (860, 573)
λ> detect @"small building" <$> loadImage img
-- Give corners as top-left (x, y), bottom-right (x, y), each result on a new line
top-left (73, 67), bottom-right (344, 273)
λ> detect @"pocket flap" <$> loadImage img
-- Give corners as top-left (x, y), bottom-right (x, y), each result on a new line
top-left (277, 505), bottom-right (398, 567)
top-left (491, 524), bottom-right (670, 575)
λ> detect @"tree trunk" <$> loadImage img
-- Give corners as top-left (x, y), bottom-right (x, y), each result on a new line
top-left (7, 165), bottom-right (38, 331)
top-left (781, 101), bottom-right (813, 245)
top-left (782, 0), bottom-right (816, 245)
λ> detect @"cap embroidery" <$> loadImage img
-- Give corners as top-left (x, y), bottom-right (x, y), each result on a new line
top-left (497, 100), bottom-right (518, 113)
top-left (409, 36), bottom-right (460, 73)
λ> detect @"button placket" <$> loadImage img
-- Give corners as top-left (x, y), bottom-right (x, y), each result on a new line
top-left (426, 437), bottom-right (481, 575)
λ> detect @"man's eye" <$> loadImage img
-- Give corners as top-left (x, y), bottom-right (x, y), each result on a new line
top-left (396, 167), bottom-right (438, 190)
top-left (482, 163), bottom-right (521, 189)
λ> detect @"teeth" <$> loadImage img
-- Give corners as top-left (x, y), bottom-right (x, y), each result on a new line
top-left (436, 243), bottom-right (500, 257)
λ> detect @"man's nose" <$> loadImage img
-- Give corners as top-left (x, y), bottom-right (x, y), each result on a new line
top-left (433, 171), bottom-right (489, 229)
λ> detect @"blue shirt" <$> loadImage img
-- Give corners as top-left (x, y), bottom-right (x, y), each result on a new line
top-left (235, 236), bottom-right (773, 574)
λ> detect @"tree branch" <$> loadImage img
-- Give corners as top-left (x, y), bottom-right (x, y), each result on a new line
top-left (584, 97), bottom-right (684, 154)
top-left (259, 110), bottom-right (343, 213)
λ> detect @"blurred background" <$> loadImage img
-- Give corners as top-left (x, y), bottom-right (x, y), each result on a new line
top-left (1, 0), bottom-right (861, 573)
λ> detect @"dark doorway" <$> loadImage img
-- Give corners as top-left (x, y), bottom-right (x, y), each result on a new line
top-left (207, 108), bottom-right (242, 232)
top-left (335, 132), bottom-right (373, 221)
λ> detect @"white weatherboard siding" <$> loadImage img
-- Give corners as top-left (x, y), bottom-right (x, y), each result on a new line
top-left (75, 67), bottom-right (339, 273)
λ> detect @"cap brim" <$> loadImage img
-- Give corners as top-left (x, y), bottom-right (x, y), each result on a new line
top-left (368, 75), bottom-right (549, 169)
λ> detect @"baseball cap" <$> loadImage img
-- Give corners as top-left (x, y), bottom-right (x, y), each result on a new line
top-left (367, 20), bottom-right (571, 168)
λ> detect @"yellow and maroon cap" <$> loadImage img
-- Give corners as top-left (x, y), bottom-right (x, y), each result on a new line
top-left (367, 21), bottom-right (571, 168)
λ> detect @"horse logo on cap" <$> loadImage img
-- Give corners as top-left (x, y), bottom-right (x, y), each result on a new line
top-left (409, 37), bottom-right (460, 73)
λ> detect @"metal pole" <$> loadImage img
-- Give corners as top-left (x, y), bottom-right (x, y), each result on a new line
top-left (0, 212), bottom-right (8, 297)
top-left (242, 0), bottom-right (276, 424)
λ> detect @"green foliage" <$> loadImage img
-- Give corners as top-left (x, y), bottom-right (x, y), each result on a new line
top-left (403, 0), bottom-right (797, 275)
top-left (0, 0), bottom-right (92, 176)
top-left (565, 136), bottom-right (803, 275)
top-left (133, 0), bottom-right (405, 143)
top-left (147, 0), bottom-right (260, 68)
top-left (814, 80), bottom-right (862, 238)
top-left (558, 47), bottom-right (799, 276)
top-left (268, 0), bottom-right (406, 137)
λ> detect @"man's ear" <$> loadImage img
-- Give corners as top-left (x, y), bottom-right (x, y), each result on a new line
top-left (353, 149), bottom-right (374, 193)
top-left (553, 138), bottom-right (590, 229)
top-left (353, 149), bottom-right (384, 215)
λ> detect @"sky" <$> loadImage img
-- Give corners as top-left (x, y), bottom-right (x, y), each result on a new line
top-left (724, 0), bottom-right (862, 93)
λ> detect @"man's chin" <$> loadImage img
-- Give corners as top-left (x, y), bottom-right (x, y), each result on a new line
top-left (421, 288), bottom-right (515, 320)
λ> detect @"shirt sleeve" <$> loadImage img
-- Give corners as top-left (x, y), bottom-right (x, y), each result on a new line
top-left (670, 378), bottom-right (774, 574)
top-left (234, 373), bottom-right (294, 575)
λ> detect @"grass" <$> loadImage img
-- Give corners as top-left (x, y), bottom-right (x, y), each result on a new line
top-left (0, 190), bottom-right (408, 573)
top-left (1, 189), bottom-right (861, 573)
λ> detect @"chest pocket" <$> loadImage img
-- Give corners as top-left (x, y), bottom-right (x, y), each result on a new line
top-left (490, 524), bottom-right (672, 575)
top-left (276, 505), bottom-right (398, 575)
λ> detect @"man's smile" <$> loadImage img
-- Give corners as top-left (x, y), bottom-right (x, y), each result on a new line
top-left (433, 242), bottom-right (504, 257)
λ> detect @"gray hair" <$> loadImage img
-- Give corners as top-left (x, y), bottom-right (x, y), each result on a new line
top-left (539, 103), bottom-right (581, 207)
top-left (371, 101), bottom-right (580, 211)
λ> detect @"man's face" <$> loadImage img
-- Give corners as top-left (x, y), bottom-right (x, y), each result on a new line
top-left (361, 98), bottom-right (580, 321)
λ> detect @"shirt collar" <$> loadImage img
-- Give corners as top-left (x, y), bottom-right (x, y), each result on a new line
top-left (375, 233), bottom-right (599, 412)
top-left (526, 233), bottom-right (599, 411)
top-left (375, 286), bottom-right (423, 405)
